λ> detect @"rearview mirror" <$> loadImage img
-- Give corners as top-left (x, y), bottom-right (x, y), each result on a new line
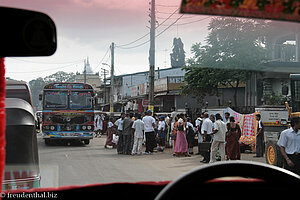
top-left (0, 7), bottom-right (57, 57)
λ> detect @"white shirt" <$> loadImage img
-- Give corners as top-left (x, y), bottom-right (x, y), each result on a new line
top-left (277, 127), bottom-right (300, 154)
top-left (142, 115), bottom-right (156, 132)
top-left (201, 118), bottom-right (213, 135)
top-left (115, 118), bottom-right (124, 131)
top-left (158, 121), bottom-right (166, 131)
top-left (186, 122), bottom-right (194, 129)
top-left (95, 115), bottom-right (102, 131)
top-left (171, 111), bottom-right (177, 123)
top-left (108, 121), bottom-right (114, 128)
top-left (224, 118), bottom-right (230, 124)
top-left (258, 120), bottom-right (263, 129)
top-left (132, 119), bottom-right (144, 138)
top-left (133, 103), bottom-right (138, 111)
top-left (213, 120), bottom-right (227, 142)
top-left (195, 118), bottom-right (202, 127)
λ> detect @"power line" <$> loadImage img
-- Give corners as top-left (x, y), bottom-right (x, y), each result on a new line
top-left (6, 61), bottom-right (83, 74)
top-left (116, 39), bottom-right (150, 50)
top-left (156, 14), bottom-right (184, 38)
top-left (158, 16), bottom-right (211, 26)
top-left (156, 4), bottom-right (179, 8)
top-left (93, 46), bottom-right (111, 72)
top-left (116, 8), bottom-right (179, 48)
top-left (156, 15), bottom-right (194, 20)
top-left (116, 33), bottom-right (149, 48)
top-left (156, 8), bottom-right (179, 29)
top-left (117, 14), bottom-right (184, 50)
top-left (116, 9), bottom-right (181, 50)
top-left (8, 57), bottom-right (84, 65)
top-left (176, 16), bottom-right (211, 25)
top-left (156, 10), bottom-right (180, 14)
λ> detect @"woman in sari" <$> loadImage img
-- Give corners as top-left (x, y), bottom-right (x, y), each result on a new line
top-left (226, 116), bottom-right (241, 160)
top-left (174, 118), bottom-right (190, 157)
top-left (104, 118), bottom-right (117, 148)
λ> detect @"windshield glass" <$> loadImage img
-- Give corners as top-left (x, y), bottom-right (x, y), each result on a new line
top-left (70, 91), bottom-right (93, 109)
top-left (2, 0), bottom-right (300, 192)
top-left (5, 85), bottom-right (31, 104)
top-left (44, 91), bottom-right (68, 109)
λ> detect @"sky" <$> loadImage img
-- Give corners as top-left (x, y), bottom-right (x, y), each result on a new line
top-left (1, 0), bottom-right (211, 82)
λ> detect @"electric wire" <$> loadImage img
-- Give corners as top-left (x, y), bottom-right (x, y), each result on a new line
top-left (6, 61), bottom-right (83, 73)
top-left (156, 4), bottom-right (179, 8)
top-left (116, 8), bottom-right (179, 49)
top-left (8, 57), bottom-right (84, 65)
top-left (158, 16), bottom-right (211, 26)
top-left (93, 46), bottom-right (111, 72)
top-left (116, 9), bottom-right (182, 50)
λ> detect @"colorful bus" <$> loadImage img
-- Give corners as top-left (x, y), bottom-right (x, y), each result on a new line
top-left (41, 82), bottom-right (95, 145)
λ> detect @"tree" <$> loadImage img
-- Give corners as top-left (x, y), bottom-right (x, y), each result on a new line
top-left (170, 37), bottom-right (186, 67)
top-left (29, 77), bottom-right (46, 108)
top-left (182, 17), bottom-right (268, 107)
top-left (29, 71), bottom-right (76, 108)
top-left (44, 71), bottom-right (75, 83)
top-left (182, 65), bottom-right (251, 107)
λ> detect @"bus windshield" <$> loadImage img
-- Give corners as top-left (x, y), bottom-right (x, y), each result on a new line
top-left (44, 91), bottom-right (68, 109)
top-left (70, 91), bottom-right (93, 109)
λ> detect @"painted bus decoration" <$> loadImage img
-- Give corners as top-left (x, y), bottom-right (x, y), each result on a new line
top-left (40, 83), bottom-right (95, 145)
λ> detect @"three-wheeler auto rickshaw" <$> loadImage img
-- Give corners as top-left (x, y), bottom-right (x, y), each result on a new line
top-left (3, 80), bottom-right (40, 190)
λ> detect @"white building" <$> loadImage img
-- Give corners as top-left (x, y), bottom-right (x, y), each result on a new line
top-left (75, 57), bottom-right (101, 92)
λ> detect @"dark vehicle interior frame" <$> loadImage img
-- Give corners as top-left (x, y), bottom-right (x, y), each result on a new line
top-left (0, 1), bottom-right (300, 199)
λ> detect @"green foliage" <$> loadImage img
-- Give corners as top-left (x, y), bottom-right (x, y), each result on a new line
top-left (263, 93), bottom-right (288, 105)
top-left (182, 66), bottom-right (251, 106)
top-left (182, 17), bottom-right (268, 106)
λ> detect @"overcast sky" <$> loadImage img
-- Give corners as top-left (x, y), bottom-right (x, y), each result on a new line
top-left (1, 0), bottom-right (211, 82)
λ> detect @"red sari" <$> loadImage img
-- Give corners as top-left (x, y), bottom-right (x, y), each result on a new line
top-left (226, 123), bottom-right (241, 160)
top-left (105, 125), bottom-right (117, 148)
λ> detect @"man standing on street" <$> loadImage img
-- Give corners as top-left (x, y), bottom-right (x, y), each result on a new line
top-left (200, 112), bottom-right (213, 163)
top-left (131, 114), bottom-right (144, 155)
top-left (255, 114), bottom-right (264, 157)
top-left (115, 113), bottom-right (125, 154)
top-left (195, 113), bottom-right (203, 155)
top-left (224, 112), bottom-right (230, 124)
top-left (210, 113), bottom-right (226, 162)
top-left (122, 113), bottom-right (134, 155)
top-left (277, 117), bottom-right (300, 175)
top-left (142, 110), bottom-right (156, 154)
top-left (94, 114), bottom-right (103, 137)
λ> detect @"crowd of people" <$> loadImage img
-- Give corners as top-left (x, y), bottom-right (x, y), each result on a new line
top-left (94, 107), bottom-right (255, 164)
top-left (94, 110), bottom-right (300, 174)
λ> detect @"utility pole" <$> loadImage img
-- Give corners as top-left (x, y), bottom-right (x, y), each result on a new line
top-left (84, 59), bottom-right (87, 83)
top-left (101, 68), bottom-right (109, 104)
top-left (148, 0), bottom-right (155, 110)
top-left (296, 32), bottom-right (300, 62)
top-left (110, 42), bottom-right (115, 112)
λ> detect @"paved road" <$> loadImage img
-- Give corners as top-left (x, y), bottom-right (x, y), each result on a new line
top-left (38, 136), bottom-right (265, 188)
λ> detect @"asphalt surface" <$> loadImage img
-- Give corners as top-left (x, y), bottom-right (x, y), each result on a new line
top-left (38, 136), bottom-right (265, 188)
